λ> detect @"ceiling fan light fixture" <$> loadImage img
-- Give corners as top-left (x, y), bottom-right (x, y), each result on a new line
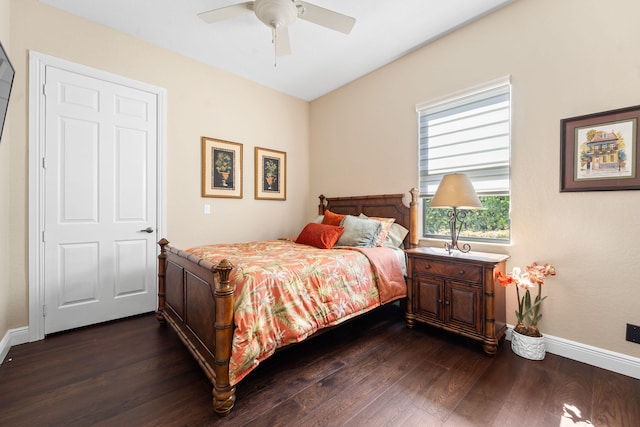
top-left (254, 0), bottom-right (298, 29)
top-left (198, 0), bottom-right (356, 59)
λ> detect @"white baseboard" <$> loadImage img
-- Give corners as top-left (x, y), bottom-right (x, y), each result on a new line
top-left (506, 326), bottom-right (640, 380)
top-left (0, 326), bottom-right (29, 365)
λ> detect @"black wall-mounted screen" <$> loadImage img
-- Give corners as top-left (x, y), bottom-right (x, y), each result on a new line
top-left (0, 41), bottom-right (15, 144)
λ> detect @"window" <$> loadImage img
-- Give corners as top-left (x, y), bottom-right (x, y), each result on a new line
top-left (417, 78), bottom-right (511, 243)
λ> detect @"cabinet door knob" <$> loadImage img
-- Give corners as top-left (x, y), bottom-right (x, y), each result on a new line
top-left (423, 264), bottom-right (431, 270)
top-left (458, 270), bottom-right (465, 275)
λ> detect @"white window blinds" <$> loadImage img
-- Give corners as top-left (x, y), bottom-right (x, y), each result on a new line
top-left (418, 81), bottom-right (511, 196)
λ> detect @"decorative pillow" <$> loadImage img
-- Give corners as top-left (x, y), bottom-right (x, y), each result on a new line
top-left (359, 213), bottom-right (395, 247)
top-left (384, 222), bottom-right (410, 248)
top-left (295, 223), bottom-right (345, 249)
top-left (335, 215), bottom-right (382, 248)
top-left (321, 209), bottom-right (345, 226)
top-left (311, 214), bottom-right (324, 224)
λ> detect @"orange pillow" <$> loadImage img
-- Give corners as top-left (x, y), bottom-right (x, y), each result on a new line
top-left (295, 223), bottom-right (345, 249)
top-left (321, 210), bottom-right (345, 226)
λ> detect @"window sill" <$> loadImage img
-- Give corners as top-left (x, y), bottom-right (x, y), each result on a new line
top-left (418, 237), bottom-right (511, 256)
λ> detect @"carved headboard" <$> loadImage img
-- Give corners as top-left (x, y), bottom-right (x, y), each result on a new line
top-left (318, 189), bottom-right (418, 248)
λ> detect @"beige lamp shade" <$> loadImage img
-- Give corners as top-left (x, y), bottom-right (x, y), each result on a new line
top-left (430, 173), bottom-right (483, 209)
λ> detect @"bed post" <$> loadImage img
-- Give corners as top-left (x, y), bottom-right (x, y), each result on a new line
top-left (318, 194), bottom-right (326, 214)
top-left (212, 258), bottom-right (236, 417)
top-left (409, 187), bottom-right (419, 248)
top-left (156, 238), bottom-right (169, 324)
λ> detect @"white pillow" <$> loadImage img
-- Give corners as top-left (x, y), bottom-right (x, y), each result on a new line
top-left (383, 223), bottom-right (409, 248)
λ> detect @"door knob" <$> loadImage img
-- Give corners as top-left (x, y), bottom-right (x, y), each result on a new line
top-left (139, 227), bottom-right (154, 233)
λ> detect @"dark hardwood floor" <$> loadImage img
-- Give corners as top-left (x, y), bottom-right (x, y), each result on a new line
top-left (1, 305), bottom-right (639, 426)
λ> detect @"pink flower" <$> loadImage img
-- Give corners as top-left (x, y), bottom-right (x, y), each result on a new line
top-left (499, 261), bottom-right (557, 337)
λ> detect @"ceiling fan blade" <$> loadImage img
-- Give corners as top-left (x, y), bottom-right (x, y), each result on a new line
top-left (296, 1), bottom-right (355, 34)
top-left (198, 2), bottom-right (254, 24)
top-left (275, 26), bottom-right (291, 57)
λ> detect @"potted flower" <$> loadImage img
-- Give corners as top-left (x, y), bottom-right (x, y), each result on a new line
top-left (264, 159), bottom-right (278, 189)
top-left (497, 262), bottom-right (556, 360)
top-left (215, 152), bottom-right (232, 186)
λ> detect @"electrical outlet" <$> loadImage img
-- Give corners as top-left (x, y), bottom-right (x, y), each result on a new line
top-left (626, 323), bottom-right (640, 344)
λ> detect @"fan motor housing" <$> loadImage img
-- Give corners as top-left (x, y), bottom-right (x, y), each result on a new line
top-left (254, 0), bottom-right (298, 28)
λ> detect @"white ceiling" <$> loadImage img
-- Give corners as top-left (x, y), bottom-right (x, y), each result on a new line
top-left (39, 0), bottom-right (514, 101)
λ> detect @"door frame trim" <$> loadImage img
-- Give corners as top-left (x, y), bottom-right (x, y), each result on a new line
top-left (28, 51), bottom-right (167, 341)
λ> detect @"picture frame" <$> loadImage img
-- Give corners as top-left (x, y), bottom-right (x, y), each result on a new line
top-left (255, 147), bottom-right (286, 200)
top-left (201, 137), bottom-right (243, 198)
top-left (0, 41), bottom-right (15, 144)
top-left (560, 105), bottom-right (640, 192)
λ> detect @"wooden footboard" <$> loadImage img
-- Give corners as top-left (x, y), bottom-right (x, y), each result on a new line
top-left (156, 239), bottom-right (236, 416)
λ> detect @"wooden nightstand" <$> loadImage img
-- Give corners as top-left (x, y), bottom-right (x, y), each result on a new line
top-left (405, 247), bottom-right (509, 355)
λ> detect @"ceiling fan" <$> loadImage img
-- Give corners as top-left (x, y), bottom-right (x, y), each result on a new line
top-left (198, 0), bottom-right (356, 57)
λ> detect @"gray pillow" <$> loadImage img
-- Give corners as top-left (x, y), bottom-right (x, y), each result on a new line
top-left (335, 215), bottom-right (382, 247)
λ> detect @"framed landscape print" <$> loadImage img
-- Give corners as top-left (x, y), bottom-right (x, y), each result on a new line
top-left (560, 105), bottom-right (640, 192)
top-left (255, 147), bottom-right (286, 200)
top-left (201, 137), bottom-right (243, 198)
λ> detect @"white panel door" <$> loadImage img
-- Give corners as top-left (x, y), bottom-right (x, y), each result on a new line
top-left (43, 65), bottom-right (158, 334)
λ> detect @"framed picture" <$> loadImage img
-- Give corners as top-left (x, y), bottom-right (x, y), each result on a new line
top-left (560, 105), bottom-right (640, 192)
top-left (255, 147), bottom-right (286, 200)
top-left (201, 137), bottom-right (243, 198)
top-left (0, 41), bottom-right (15, 144)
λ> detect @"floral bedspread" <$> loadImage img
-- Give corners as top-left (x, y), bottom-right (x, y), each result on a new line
top-left (185, 239), bottom-right (406, 385)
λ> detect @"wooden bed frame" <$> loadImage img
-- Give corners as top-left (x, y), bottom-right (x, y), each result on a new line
top-left (155, 189), bottom-right (418, 416)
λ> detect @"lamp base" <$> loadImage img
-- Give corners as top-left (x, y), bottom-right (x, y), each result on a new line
top-left (443, 207), bottom-right (472, 255)
top-left (444, 241), bottom-right (471, 255)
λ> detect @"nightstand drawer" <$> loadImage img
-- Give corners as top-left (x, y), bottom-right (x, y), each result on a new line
top-left (413, 258), bottom-right (482, 282)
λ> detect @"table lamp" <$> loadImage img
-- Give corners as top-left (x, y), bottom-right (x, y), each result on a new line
top-left (429, 173), bottom-right (483, 254)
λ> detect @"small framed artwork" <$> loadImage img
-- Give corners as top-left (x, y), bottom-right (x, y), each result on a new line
top-left (255, 147), bottom-right (286, 200)
top-left (560, 105), bottom-right (640, 192)
top-left (0, 41), bottom-right (15, 143)
top-left (201, 137), bottom-right (243, 198)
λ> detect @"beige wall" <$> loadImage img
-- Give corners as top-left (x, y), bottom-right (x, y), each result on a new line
top-left (3, 0), bottom-right (640, 362)
top-left (0, 0), bottom-right (11, 337)
top-left (2, 0), bottom-right (310, 333)
top-left (310, 0), bottom-right (640, 357)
